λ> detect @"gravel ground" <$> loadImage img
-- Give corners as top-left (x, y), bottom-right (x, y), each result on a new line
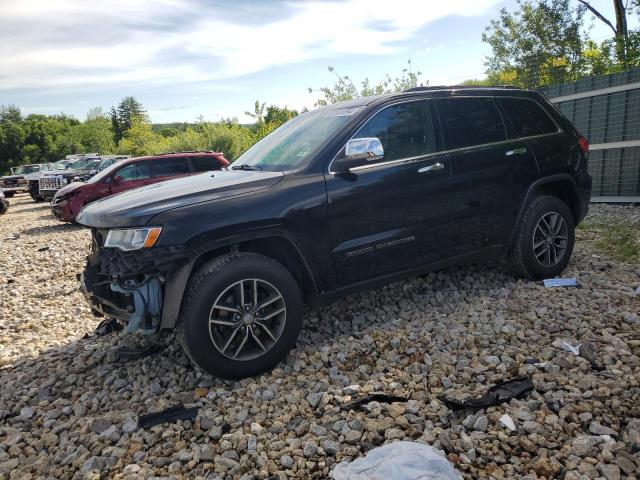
top-left (1, 195), bottom-right (639, 480)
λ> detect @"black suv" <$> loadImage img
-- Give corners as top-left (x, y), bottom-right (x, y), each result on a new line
top-left (78, 87), bottom-right (591, 379)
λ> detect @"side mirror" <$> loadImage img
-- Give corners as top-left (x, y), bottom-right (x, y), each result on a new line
top-left (333, 137), bottom-right (384, 173)
top-left (112, 175), bottom-right (124, 185)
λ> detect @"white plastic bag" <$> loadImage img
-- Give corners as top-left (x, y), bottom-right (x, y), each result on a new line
top-left (331, 441), bottom-right (463, 480)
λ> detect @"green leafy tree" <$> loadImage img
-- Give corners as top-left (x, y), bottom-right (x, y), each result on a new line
top-left (482, 0), bottom-right (587, 88)
top-left (23, 114), bottom-right (79, 162)
top-left (0, 105), bottom-right (22, 123)
top-left (73, 110), bottom-right (115, 153)
top-left (577, 0), bottom-right (636, 67)
top-left (111, 97), bottom-right (147, 143)
top-left (263, 105), bottom-right (298, 125)
top-left (0, 120), bottom-right (26, 173)
top-left (245, 101), bottom-right (266, 123)
top-left (309, 60), bottom-right (424, 106)
top-left (117, 120), bottom-right (166, 156)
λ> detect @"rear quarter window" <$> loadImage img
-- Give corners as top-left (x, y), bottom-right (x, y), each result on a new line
top-left (151, 157), bottom-right (190, 177)
top-left (190, 155), bottom-right (222, 173)
top-left (436, 98), bottom-right (507, 150)
top-left (498, 98), bottom-right (559, 137)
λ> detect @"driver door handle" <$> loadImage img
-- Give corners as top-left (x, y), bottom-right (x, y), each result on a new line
top-left (418, 162), bottom-right (444, 173)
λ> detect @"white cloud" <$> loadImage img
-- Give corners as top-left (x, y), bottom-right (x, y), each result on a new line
top-left (0, 0), bottom-right (502, 90)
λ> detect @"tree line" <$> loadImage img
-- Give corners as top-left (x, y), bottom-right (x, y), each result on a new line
top-left (0, 98), bottom-right (298, 174)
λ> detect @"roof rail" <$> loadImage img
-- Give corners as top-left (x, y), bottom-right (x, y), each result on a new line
top-left (404, 85), bottom-right (523, 92)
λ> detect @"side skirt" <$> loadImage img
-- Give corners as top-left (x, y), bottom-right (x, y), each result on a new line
top-left (308, 244), bottom-right (504, 308)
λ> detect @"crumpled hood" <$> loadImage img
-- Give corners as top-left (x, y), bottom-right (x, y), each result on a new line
top-left (55, 181), bottom-right (86, 198)
top-left (77, 169), bottom-right (285, 228)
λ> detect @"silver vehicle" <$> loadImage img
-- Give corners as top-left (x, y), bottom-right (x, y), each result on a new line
top-left (0, 164), bottom-right (44, 198)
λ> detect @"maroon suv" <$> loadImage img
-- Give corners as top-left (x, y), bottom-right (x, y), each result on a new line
top-left (52, 151), bottom-right (229, 222)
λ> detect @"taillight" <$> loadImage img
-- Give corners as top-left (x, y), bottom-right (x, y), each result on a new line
top-left (578, 136), bottom-right (589, 154)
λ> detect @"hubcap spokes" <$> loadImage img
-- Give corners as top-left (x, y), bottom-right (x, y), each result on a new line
top-left (208, 279), bottom-right (286, 361)
top-left (532, 212), bottom-right (568, 267)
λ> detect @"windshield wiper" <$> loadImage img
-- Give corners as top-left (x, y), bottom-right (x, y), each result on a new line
top-left (231, 164), bottom-right (262, 171)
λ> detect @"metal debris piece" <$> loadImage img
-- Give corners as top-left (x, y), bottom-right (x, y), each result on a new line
top-left (138, 404), bottom-right (198, 429)
top-left (340, 393), bottom-right (407, 411)
top-left (95, 318), bottom-right (123, 336)
top-left (441, 376), bottom-right (534, 411)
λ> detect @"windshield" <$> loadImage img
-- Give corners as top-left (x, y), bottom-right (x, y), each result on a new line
top-left (87, 159), bottom-right (128, 184)
top-left (52, 161), bottom-right (68, 170)
top-left (70, 158), bottom-right (101, 170)
top-left (233, 106), bottom-right (362, 171)
top-left (13, 165), bottom-right (40, 175)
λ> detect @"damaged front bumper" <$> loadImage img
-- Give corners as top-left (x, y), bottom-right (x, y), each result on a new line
top-left (80, 228), bottom-right (190, 335)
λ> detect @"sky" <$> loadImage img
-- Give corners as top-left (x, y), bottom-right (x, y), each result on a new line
top-left (0, 0), bottom-right (631, 123)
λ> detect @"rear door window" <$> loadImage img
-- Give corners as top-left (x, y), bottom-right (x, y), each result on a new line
top-left (190, 155), bottom-right (219, 172)
top-left (115, 162), bottom-right (150, 181)
top-left (151, 157), bottom-right (190, 177)
top-left (437, 98), bottom-right (507, 150)
top-left (498, 98), bottom-right (559, 137)
top-left (353, 100), bottom-right (435, 161)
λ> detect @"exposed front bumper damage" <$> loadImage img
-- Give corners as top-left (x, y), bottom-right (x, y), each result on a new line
top-left (80, 228), bottom-right (190, 335)
top-left (52, 198), bottom-right (72, 221)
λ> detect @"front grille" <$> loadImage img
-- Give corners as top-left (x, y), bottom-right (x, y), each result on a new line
top-left (40, 176), bottom-right (65, 190)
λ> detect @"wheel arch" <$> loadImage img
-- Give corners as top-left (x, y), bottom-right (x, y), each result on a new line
top-left (160, 231), bottom-right (317, 330)
top-left (509, 174), bottom-right (581, 250)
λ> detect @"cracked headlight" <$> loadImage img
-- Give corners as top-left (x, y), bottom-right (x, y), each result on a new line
top-left (104, 227), bottom-right (162, 251)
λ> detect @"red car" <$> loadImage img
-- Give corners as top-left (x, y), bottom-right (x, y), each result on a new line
top-left (52, 151), bottom-right (229, 222)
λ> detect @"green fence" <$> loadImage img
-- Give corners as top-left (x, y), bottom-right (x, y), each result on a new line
top-left (540, 68), bottom-right (640, 201)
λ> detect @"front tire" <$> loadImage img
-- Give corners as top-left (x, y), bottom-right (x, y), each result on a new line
top-left (510, 195), bottom-right (575, 280)
top-left (178, 253), bottom-right (303, 379)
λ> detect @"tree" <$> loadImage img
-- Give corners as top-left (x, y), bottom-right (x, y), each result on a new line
top-left (482, 0), bottom-right (587, 88)
top-left (309, 60), bottom-right (424, 106)
top-left (0, 120), bottom-right (25, 173)
top-left (74, 111), bottom-right (115, 153)
top-left (263, 105), bottom-right (298, 125)
top-left (577, 0), bottom-right (640, 68)
top-left (117, 120), bottom-right (165, 157)
top-left (245, 101), bottom-right (266, 123)
top-left (0, 105), bottom-right (22, 123)
top-left (110, 97), bottom-right (147, 143)
top-left (110, 107), bottom-right (122, 144)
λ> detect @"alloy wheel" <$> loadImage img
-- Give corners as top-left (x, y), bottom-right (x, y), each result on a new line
top-left (208, 278), bottom-right (286, 361)
top-left (532, 211), bottom-right (568, 267)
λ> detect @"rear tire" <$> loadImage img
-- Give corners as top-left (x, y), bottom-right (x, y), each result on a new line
top-left (509, 195), bottom-right (575, 280)
top-left (178, 253), bottom-right (303, 379)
